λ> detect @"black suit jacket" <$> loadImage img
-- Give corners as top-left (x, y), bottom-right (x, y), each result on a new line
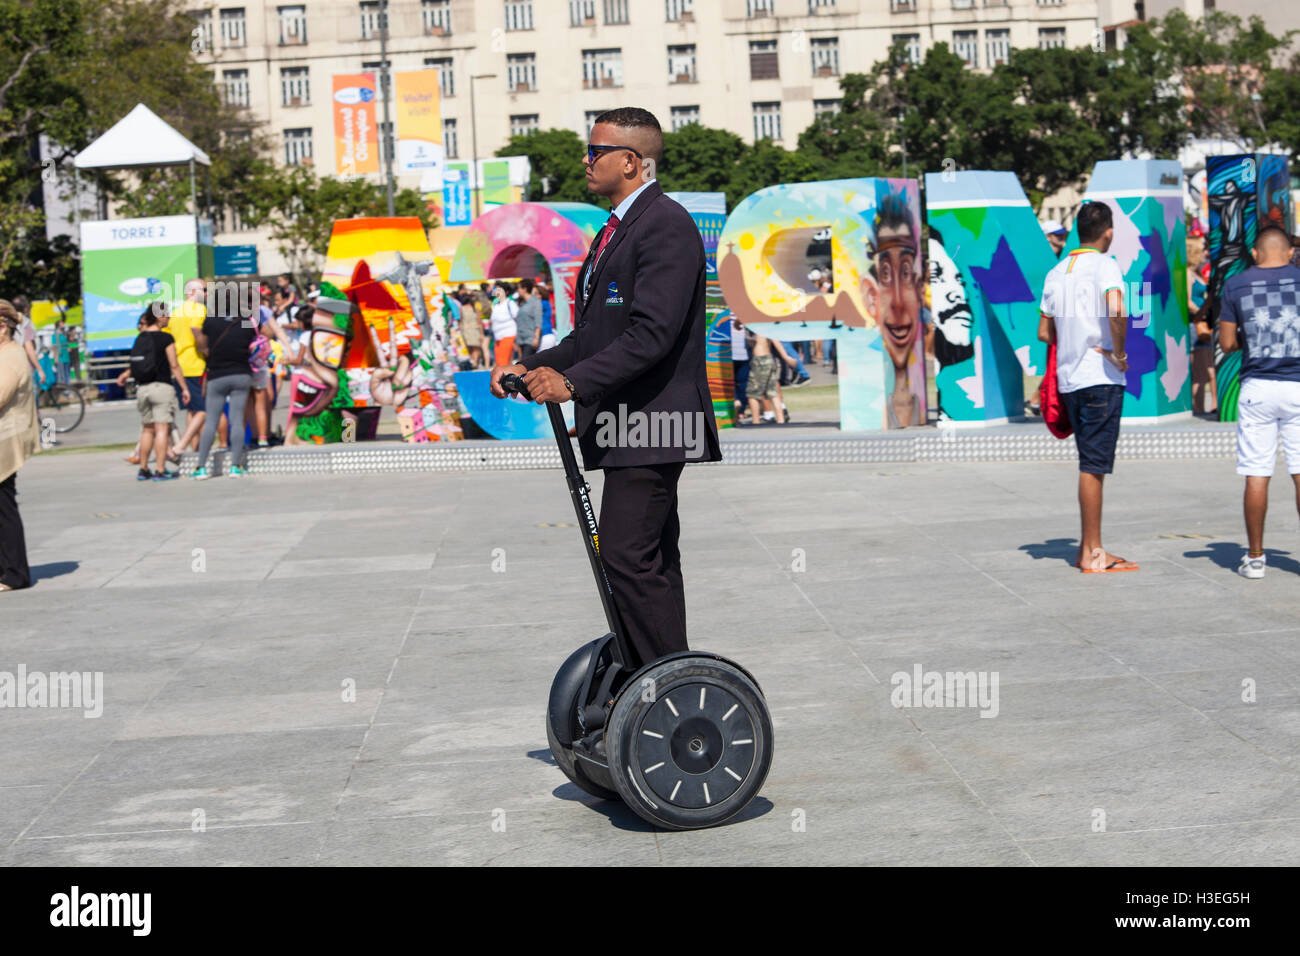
top-left (520, 181), bottom-right (722, 469)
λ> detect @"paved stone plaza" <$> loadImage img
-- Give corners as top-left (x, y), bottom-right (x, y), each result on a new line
top-left (2, 445), bottom-right (1298, 866)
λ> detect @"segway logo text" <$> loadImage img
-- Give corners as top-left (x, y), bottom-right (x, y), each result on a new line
top-left (889, 665), bottom-right (999, 718)
top-left (594, 406), bottom-right (709, 458)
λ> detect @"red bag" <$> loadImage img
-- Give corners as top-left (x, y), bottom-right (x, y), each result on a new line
top-left (1042, 341), bottom-right (1072, 439)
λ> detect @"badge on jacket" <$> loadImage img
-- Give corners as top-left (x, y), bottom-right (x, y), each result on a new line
top-left (604, 281), bottom-right (623, 306)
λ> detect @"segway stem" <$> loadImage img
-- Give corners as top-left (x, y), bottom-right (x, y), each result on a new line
top-left (499, 374), bottom-right (634, 671)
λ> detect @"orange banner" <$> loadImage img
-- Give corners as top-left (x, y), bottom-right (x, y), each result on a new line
top-left (333, 73), bottom-right (379, 176)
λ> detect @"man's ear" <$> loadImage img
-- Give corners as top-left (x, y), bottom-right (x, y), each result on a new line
top-left (861, 276), bottom-right (879, 322)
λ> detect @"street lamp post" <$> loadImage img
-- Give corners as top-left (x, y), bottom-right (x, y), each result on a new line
top-left (469, 73), bottom-right (497, 221)
top-left (380, 0), bottom-right (395, 216)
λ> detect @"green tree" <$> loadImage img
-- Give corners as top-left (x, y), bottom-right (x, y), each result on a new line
top-left (658, 123), bottom-right (749, 206)
top-left (497, 128), bottom-right (590, 202)
top-left (796, 73), bottom-right (891, 180)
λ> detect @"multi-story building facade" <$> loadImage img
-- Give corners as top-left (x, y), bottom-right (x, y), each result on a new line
top-left (188, 0), bottom-right (1106, 264)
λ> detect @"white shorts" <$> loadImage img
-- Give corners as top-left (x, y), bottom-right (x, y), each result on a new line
top-left (1236, 377), bottom-right (1300, 476)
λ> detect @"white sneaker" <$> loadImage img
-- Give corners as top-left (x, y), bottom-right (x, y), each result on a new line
top-left (1238, 554), bottom-right (1266, 579)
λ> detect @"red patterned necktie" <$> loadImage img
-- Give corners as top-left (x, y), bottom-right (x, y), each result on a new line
top-left (594, 213), bottom-right (620, 263)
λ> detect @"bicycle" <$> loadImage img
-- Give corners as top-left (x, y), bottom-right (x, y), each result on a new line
top-left (35, 378), bottom-right (86, 434)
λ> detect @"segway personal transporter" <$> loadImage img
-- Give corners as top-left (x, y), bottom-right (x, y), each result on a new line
top-left (499, 374), bottom-right (773, 830)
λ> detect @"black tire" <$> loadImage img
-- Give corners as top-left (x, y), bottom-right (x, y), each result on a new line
top-left (39, 384), bottom-right (85, 433)
top-left (545, 639), bottom-right (620, 802)
top-left (606, 655), bottom-right (773, 831)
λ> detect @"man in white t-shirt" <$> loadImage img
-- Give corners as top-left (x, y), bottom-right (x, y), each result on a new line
top-left (1038, 200), bottom-right (1137, 573)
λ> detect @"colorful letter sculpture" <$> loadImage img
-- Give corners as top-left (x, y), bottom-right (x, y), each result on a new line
top-left (1062, 160), bottom-right (1191, 421)
top-left (447, 201), bottom-right (608, 337)
top-left (718, 178), bottom-right (927, 431)
top-left (453, 369), bottom-right (575, 440)
top-left (1207, 153), bottom-right (1295, 420)
top-left (666, 192), bottom-right (734, 427)
top-left (925, 171), bottom-right (1055, 425)
top-left (284, 216), bottom-right (464, 445)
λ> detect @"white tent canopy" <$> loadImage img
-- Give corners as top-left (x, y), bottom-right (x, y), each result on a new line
top-left (74, 103), bottom-right (210, 170)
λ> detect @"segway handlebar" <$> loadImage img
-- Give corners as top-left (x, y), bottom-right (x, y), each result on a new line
top-left (499, 372), bottom-right (532, 401)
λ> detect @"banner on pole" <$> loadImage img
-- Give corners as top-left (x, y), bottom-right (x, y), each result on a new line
top-left (333, 73), bottom-right (379, 176)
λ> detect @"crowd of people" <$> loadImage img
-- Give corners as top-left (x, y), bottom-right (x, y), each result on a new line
top-left (119, 273), bottom-right (318, 481)
top-left (451, 277), bottom-right (557, 371)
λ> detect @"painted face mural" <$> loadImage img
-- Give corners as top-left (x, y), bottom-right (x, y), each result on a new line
top-left (927, 233), bottom-right (975, 367)
top-left (288, 299), bottom-right (355, 444)
top-left (862, 191), bottom-right (925, 428)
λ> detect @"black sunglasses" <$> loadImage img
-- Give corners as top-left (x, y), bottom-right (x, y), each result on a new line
top-left (586, 143), bottom-right (643, 164)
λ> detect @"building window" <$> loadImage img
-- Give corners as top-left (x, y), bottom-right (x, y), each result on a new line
top-left (984, 0), bottom-right (1008, 5)
top-left (750, 39), bottom-right (779, 80)
top-left (425, 56), bottom-right (454, 97)
top-left (1038, 27), bottom-right (1066, 50)
top-left (890, 0), bottom-right (916, 10)
top-left (814, 98), bottom-right (840, 116)
top-left (360, 1), bottom-right (384, 39)
top-left (278, 5), bottom-right (307, 46)
top-left (507, 53), bottom-right (536, 92)
top-left (504, 0), bottom-right (534, 31)
top-left (422, 0), bottom-right (452, 35)
top-left (443, 118), bottom-right (458, 158)
top-left (670, 105), bottom-right (699, 130)
top-left (222, 69), bottom-right (250, 108)
top-left (570, 0), bottom-right (595, 25)
top-left (362, 59), bottom-right (391, 96)
top-left (582, 48), bottom-right (623, 88)
top-left (747, 0), bottom-right (773, 14)
top-left (284, 127), bottom-right (312, 166)
top-left (893, 33), bottom-right (921, 64)
top-left (985, 28), bottom-right (1010, 66)
top-left (668, 45), bottom-right (696, 83)
top-left (753, 101), bottom-right (781, 141)
top-left (951, 0), bottom-right (973, 8)
top-left (511, 113), bottom-right (540, 137)
top-left (665, 0), bottom-right (694, 21)
top-left (585, 110), bottom-right (603, 137)
top-left (281, 66), bottom-right (309, 106)
top-left (219, 7), bottom-right (246, 48)
top-left (192, 11), bottom-right (214, 55)
top-left (808, 0), bottom-right (835, 11)
top-left (1036, 0), bottom-right (1064, 4)
top-left (953, 30), bottom-right (978, 67)
top-left (605, 0), bottom-right (629, 24)
top-left (810, 36), bottom-right (838, 76)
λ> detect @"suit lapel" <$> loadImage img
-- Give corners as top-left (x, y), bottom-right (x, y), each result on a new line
top-left (584, 181), bottom-right (662, 315)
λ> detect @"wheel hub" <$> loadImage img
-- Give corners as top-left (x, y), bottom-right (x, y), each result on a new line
top-left (632, 681), bottom-right (756, 810)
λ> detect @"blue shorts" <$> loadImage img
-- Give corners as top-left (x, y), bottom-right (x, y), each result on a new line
top-left (1062, 384), bottom-right (1124, 475)
top-left (175, 375), bottom-right (205, 414)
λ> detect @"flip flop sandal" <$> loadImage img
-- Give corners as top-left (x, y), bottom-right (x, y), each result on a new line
top-left (1082, 560), bottom-right (1140, 573)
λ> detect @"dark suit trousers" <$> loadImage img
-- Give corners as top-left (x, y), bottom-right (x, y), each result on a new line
top-left (599, 462), bottom-right (687, 668)
top-left (0, 472), bottom-right (31, 590)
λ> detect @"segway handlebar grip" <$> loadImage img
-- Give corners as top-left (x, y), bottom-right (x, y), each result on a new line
top-left (499, 373), bottom-right (532, 401)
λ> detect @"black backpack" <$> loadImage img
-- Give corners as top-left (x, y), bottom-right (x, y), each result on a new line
top-left (130, 332), bottom-right (161, 382)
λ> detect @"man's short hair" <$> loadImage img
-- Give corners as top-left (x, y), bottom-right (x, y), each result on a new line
top-left (1255, 224), bottom-right (1292, 254)
top-left (594, 107), bottom-right (663, 162)
top-left (519, 277), bottom-right (535, 293)
top-left (1076, 201), bottom-right (1113, 244)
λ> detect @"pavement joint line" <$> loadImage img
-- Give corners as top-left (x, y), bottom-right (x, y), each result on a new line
top-left (314, 475), bottom-right (462, 862)
top-left (6, 752), bottom-right (104, 854)
top-left (97, 525), bottom-right (186, 589)
top-left (722, 491), bottom-right (880, 686)
top-left (1011, 816), bottom-right (1300, 841)
top-left (902, 717), bottom-right (1041, 866)
top-left (1155, 553), bottom-right (1232, 591)
top-left (24, 820), bottom-right (320, 841)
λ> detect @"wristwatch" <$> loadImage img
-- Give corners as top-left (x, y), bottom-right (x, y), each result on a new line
top-left (563, 375), bottom-right (579, 401)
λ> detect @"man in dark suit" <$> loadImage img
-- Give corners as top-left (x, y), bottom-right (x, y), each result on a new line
top-left (491, 107), bottom-right (721, 668)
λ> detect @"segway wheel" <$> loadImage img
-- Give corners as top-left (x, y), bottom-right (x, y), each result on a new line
top-left (606, 655), bottom-right (773, 831)
top-left (546, 639), bottom-right (620, 802)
